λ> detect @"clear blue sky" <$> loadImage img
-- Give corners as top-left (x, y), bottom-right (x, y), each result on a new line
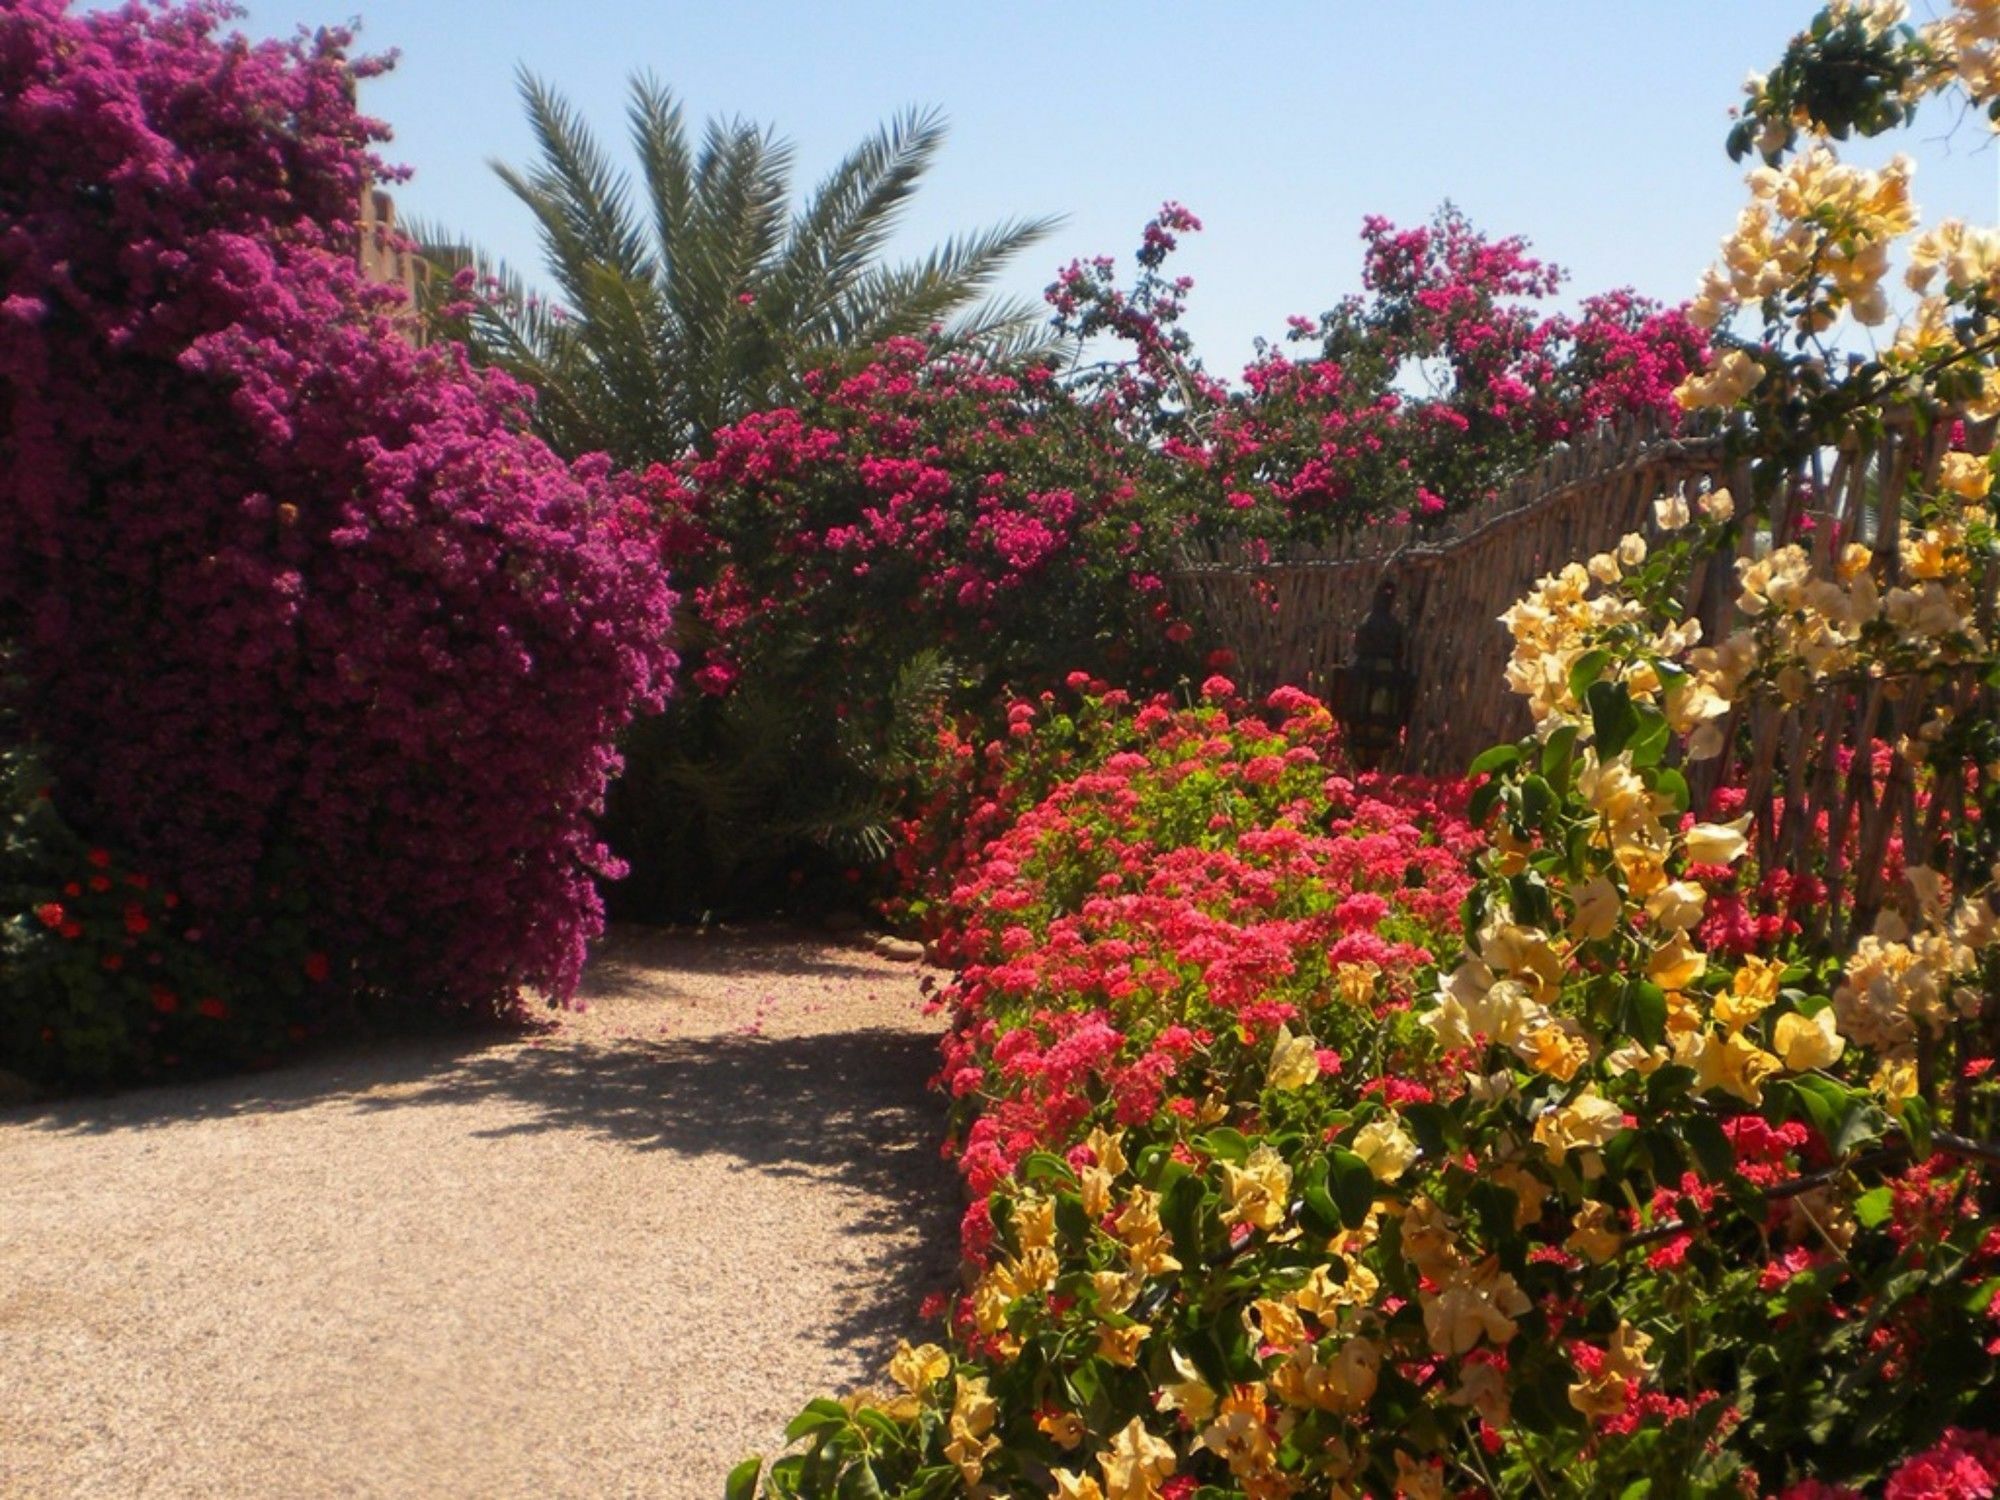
top-left (223, 0), bottom-right (1999, 373)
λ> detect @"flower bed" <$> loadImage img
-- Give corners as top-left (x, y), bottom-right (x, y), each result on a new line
top-left (751, 671), bottom-right (1998, 1498)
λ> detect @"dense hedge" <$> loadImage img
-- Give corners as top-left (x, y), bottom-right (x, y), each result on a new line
top-left (0, 1), bottom-right (677, 1084)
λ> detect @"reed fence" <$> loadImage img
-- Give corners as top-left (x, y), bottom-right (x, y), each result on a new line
top-left (1169, 411), bottom-right (1998, 943)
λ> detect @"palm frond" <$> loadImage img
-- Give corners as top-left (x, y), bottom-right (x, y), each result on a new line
top-left (628, 73), bottom-right (695, 274)
top-left (772, 106), bottom-right (947, 337)
top-left (514, 69), bottom-right (652, 285)
top-left (833, 215), bottom-right (1062, 349)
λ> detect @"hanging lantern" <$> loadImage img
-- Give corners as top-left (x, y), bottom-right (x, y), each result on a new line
top-left (1335, 576), bottom-right (1414, 769)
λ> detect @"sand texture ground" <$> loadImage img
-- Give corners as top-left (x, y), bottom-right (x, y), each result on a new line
top-left (0, 927), bottom-right (958, 1499)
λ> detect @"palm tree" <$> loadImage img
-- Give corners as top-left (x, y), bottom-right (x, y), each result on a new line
top-left (416, 71), bottom-right (1061, 464)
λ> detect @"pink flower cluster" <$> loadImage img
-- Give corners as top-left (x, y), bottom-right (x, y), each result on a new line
top-left (1054, 204), bottom-right (1709, 540)
top-left (0, 2), bottom-right (677, 1025)
top-left (646, 336), bottom-right (1180, 706)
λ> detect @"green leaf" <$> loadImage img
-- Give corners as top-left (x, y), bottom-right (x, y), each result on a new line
top-left (1682, 1112), bottom-right (1734, 1181)
top-left (1541, 723), bottom-right (1580, 791)
top-left (1852, 1186), bottom-right (1894, 1228)
top-left (784, 1399), bottom-right (850, 1443)
top-left (1654, 767), bottom-right (1690, 813)
top-left (1020, 1151), bottom-right (1075, 1186)
top-left (1298, 1157), bottom-right (1340, 1237)
top-left (1628, 707), bottom-right (1671, 768)
top-left (1198, 1128), bottom-right (1251, 1164)
top-left (1569, 648), bottom-right (1611, 701)
top-left (837, 1458), bottom-right (884, 1500)
top-left (1519, 775), bottom-right (1557, 828)
top-left (1898, 1094), bottom-right (1934, 1158)
top-left (1328, 1148), bottom-right (1377, 1229)
top-left (1402, 1102), bottom-right (1451, 1159)
top-left (1587, 680), bottom-right (1641, 759)
top-left (726, 1457), bottom-right (763, 1500)
top-left (1468, 779), bottom-right (1503, 826)
top-left (1184, 1327), bottom-right (1234, 1395)
top-left (1162, 1172), bottom-right (1208, 1267)
top-left (1468, 744), bottom-right (1521, 777)
top-left (1624, 979), bottom-right (1668, 1049)
top-left (1782, 1075), bottom-right (1854, 1142)
top-left (1055, 1192), bottom-right (1089, 1246)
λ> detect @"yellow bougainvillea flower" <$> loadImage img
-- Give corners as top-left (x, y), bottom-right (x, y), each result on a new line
top-left (1273, 1337), bottom-right (1380, 1413)
top-left (1296, 1258), bottom-right (1381, 1314)
top-left (1086, 1126), bottom-right (1128, 1178)
top-left (1425, 967), bottom-right (1549, 1054)
top-left (945, 1375), bottom-right (1000, 1486)
top-left (1491, 1163), bottom-right (1551, 1228)
top-left (1097, 1321), bottom-right (1150, 1368)
top-left (1676, 348), bottom-right (1766, 409)
top-left (1114, 1187), bottom-right (1183, 1277)
top-left (1448, 1358), bottom-right (1512, 1429)
top-left (1645, 880), bottom-right (1708, 933)
top-left (1940, 449), bottom-right (1994, 499)
top-left (1695, 1029), bottom-right (1783, 1105)
top-left (1569, 1322), bottom-right (1656, 1422)
top-left (1334, 960), bottom-right (1380, 1005)
top-left (1648, 932), bottom-right (1709, 990)
top-left (1774, 1006), bottom-right (1846, 1071)
top-left (1016, 1193), bottom-right (1056, 1253)
top-left (1394, 1450), bottom-right (1448, 1500)
top-left (1873, 1055), bottom-right (1920, 1114)
top-left (1265, 1023), bottom-right (1320, 1091)
top-left (1533, 1088), bottom-right (1628, 1162)
top-left (1569, 1362), bottom-right (1627, 1421)
top-left (1052, 1468), bottom-right (1106, 1500)
top-left (1082, 1166), bottom-right (1115, 1221)
top-left (1157, 1349), bottom-right (1218, 1426)
top-left (1398, 1194), bottom-right (1463, 1280)
top-left (1519, 1022), bottom-right (1591, 1082)
top-left (1091, 1270), bottom-right (1138, 1318)
top-left (1421, 1257), bottom-right (1531, 1355)
top-left (1714, 954), bottom-right (1784, 1034)
top-left (1481, 919), bottom-right (1568, 1001)
top-left (1352, 1117), bottom-right (1420, 1182)
top-left (1098, 1417), bottom-right (1177, 1500)
top-left (971, 1275), bottom-right (1012, 1337)
top-left (1567, 1200), bottom-right (1626, 1263)
top-left (1685, 816), bottom-right (1752, 866)
top-left (1248, 1297), bottom-right (1310, 1352)
top-left (1569, 874), bottom-right (1623, 942)
top-left (1220, 1145), bottom-right (1293, 1231)
top-left (1040, 1410), bottom-right (1088, 1450)
top-left (1192, 1384), bottom-right (1277, 1479)
top-left (888, 1340), bottom-right (949, 1395)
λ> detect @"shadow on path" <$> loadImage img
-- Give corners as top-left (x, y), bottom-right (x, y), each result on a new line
top-left (4, 1022), bottom-right (961, 1368)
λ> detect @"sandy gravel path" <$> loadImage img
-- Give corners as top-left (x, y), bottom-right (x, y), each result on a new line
top-left (0, 927), bottom-right (958, 1500)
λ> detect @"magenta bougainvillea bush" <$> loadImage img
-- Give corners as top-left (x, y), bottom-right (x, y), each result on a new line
top-left (608, 339), bottom-right (1191, 917)
top-left (0, 1), bottom-right (676, 1083)
top-left (1051, 204), bottom-right (1709, 541)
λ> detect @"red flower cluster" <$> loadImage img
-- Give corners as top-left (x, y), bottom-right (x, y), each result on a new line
top-left (908, 683), bottom-right (1477, 1264)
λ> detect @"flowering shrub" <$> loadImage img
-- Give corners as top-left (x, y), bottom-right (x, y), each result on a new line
top-left (0, 2), bottom-right (676, 1084)
top-left (750, 9), bottom-right (2000, 1488)
top-left (751, 539), bottom-right (2000, 1496)
top-left (0, 744), bottom-right (314, 1083)
top-left (1052, 205), bottom-right (1708, 542)
top-left (609, 340), bottom-right (1189, 917)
